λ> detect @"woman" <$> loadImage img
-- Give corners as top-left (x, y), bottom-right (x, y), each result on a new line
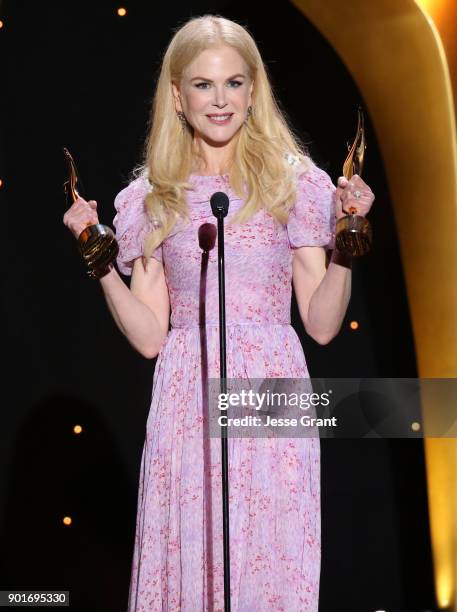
top-left (64, 14), bottom-right (374, 612)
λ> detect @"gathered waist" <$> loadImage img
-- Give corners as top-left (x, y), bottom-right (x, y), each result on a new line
top-left (170, 321), bottom-right (292, 330)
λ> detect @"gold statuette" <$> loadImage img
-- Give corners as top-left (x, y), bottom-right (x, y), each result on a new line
top-left (335, 107), bottom-right (372, 256)
top-left (63, 147), bottom-right (118, 279)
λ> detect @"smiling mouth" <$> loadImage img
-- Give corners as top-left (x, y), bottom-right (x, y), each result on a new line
top-left (206, 113), bottom-right (234, 123)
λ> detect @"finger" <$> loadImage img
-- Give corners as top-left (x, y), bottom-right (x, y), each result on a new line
top-left (348, 190), bottom-right (374, 208)
top-left (348, 175), bottom-right (374, 198)
top-left (74, 207), bottom-right (98, 226)
top-left (334, 187), bottom-right (343, 218)
top-left (345, 198), bottom-right (373, 216)
top-left (337, 176), bottom-right (348, 188)
top-left (80, 216), bottom-right (98, 232)
top-left (340, 190), bottom-right (358, 215)
top-left (350, 174), bottom-right (368, 189)
top-left (86, 211), bottom-right (99, 225)
top-left (88, 200), bottom-right (97, 209)
top-left (342, 202), bottom-right (358, 215)
top-left (71, 200), bottom-right (87, 214)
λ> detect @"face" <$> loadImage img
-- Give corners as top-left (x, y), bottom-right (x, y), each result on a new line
top-left (172, 45), bottom-right (254, 146)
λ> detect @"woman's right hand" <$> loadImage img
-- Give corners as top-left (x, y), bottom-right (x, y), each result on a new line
top-left (63, 197), bottom-right (99, 240)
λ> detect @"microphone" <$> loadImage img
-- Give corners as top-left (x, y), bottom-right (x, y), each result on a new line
top-left (209, 189), bottom-right (231, 611)
top-left (198, 223), bottom-right (217, 252)
top-left (210, 192), bottom-right (230, 218)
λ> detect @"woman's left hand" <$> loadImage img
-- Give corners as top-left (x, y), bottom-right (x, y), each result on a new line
top-left (335, 174), bottom-right (375, 219)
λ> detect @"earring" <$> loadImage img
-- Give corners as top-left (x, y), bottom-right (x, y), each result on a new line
top-left (245, 106), bottom-right (253, 124)
top-left (177, 111), bottom-right (187, 131)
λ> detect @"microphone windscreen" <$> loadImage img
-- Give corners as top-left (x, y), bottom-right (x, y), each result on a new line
top-left (210, 191), bottom-right (230, 218)
top-left (198, 223), bottom-right (217, 251)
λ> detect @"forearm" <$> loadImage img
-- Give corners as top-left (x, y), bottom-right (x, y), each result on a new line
top-left (306, 250), bottom-right (352, 344)
top-left (98, 266), bottom-right (166, 358)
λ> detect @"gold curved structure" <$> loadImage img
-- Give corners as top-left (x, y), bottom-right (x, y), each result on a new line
top-left (336, 108), bottom-right (373, 256)
top-left (290, 0), bottom-right (457, 608)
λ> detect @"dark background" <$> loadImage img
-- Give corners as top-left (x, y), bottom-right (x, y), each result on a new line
top-left (2, 0), bottom-right (436, 610)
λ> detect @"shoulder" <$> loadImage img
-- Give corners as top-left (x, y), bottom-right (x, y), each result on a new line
top-left (294, 158), bottom-right (336, 212)
top-left (285, 156), bottom-right (336, 249)
top-left (293, 157), bottom-right (335, 189)
top-left (283, 152), bottom-right (334, 188)
top-left (114, 172), bottom-right (153, 211)
top-left (113, 171), bottom-right (156, 231)
top-left (112, 173), bottom-right (153, 242)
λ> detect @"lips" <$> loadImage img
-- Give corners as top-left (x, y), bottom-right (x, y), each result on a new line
top-left (206, 113), bottom-right (234, 125)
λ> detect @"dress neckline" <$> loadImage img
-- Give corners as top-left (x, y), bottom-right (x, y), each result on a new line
top-left (189, 173), bottom-right (230, 179)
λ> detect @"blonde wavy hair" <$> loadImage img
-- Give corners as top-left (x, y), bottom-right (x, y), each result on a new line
top-left (137, 14), bottom-right (312, 260)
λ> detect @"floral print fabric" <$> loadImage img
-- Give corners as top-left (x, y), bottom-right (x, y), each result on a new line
top-left (113, 161), bottom-right (336, 611)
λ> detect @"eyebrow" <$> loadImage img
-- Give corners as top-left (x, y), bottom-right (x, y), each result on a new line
top-left (189, 73), bottom-right (247, 82)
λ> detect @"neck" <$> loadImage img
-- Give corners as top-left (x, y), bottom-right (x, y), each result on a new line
top-left (191, 134), bottom-right (237, 175)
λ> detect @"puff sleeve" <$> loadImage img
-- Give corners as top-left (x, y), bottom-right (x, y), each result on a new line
top-left (112, 175), bottom-right (163, 276)
top-left (286, 162), bottom-right (336, 250)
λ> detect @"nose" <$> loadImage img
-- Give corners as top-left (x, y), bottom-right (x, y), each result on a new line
top-left (213, 84), bottom-right (228, 108)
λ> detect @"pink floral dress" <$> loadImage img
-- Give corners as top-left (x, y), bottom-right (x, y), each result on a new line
top-left (112, 160), bottom-right (336, 612)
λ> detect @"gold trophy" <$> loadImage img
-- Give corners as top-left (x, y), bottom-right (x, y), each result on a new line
top-left (335, 107), bottom-right (372, 256)
top-left (63, 147), bottom-right (118, 279)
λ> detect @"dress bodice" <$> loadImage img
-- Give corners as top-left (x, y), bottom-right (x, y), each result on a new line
top-left (112, 163), bottom-right (336, 330)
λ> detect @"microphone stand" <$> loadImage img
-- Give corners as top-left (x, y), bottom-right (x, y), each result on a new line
top-left (210, 192), bottom-right (231, 612)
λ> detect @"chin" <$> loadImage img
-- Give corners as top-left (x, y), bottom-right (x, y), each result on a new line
top-left (197, 125), bottom-right (243, 147)
top-left (206, 134), bottom-right (236, 146)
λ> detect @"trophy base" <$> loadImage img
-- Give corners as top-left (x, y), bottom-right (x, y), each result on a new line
top-left (335, 215), bottom-right (372, 256)
top-left (78, 223), bottom-right (119, 279)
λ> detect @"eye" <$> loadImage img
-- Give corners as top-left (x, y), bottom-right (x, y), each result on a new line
top-left (195, 82), bottom-right (210, 89)
top-left (228, 80), bottom-right (243, 88)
